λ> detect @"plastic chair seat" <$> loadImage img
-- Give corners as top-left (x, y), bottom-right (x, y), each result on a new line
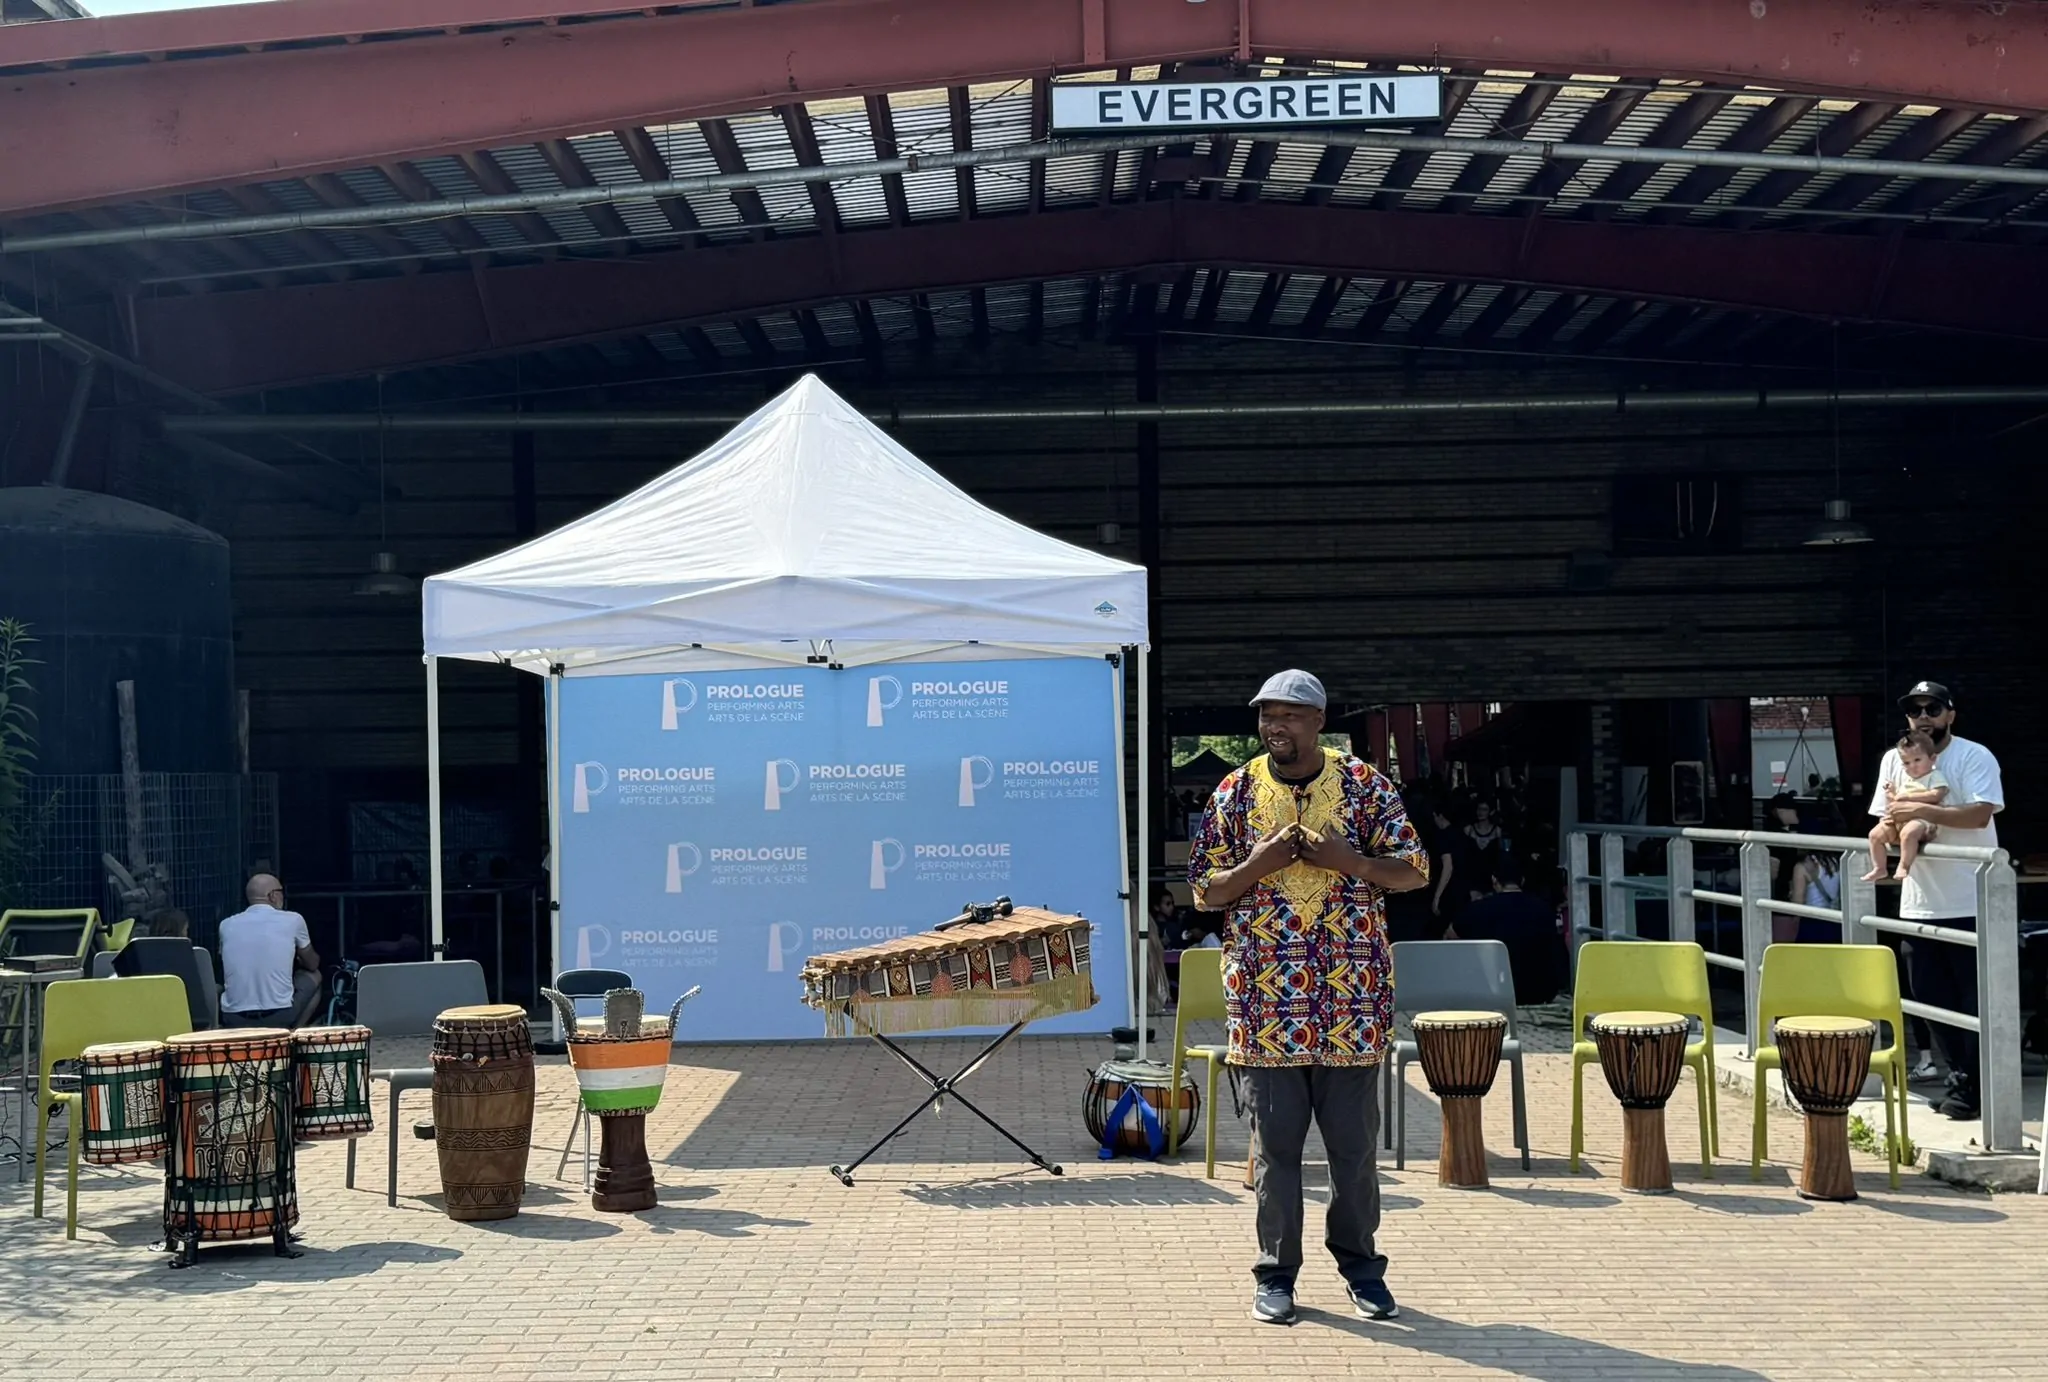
top-left (33, 975), bottom-right (191, 1239)
top-left (1385, 940), bottom-right (1532, 1173)
top-left (547, 968), bottom-right (633, 1189)
top-left (1167, 950), bottom-right (1232, 1177)
top-left (345, 1068), bottom-right (434, 1207)
top-left (341, 960), bottom-right (490, 1206)
top-left (1748, 943), bottom-right (1909, 1189)
top-left (1568, 941), bottom-right (1720, 1179)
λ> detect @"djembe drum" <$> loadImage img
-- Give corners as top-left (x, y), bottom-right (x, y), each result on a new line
top-left (1083, 1059), bottom-right (1200, 1159)
top-left (162, 1028), bottom-right (298, 1266)
top-left (1589, 1010), bottom-right (1689, 1193)
top-left (1775, 1015), bottom-right (1876, 1201)
top-left (80, 1040), bottom-right (169, 1166)
top-left (431, 1004), bottom-right (535, 1222)
top-left (547, 986), bottom-right (696, 1213)
top-left (290, 1025), bottom-right (374, 1142)
top-left (1411, 1010), bottom-right (1507, 1188)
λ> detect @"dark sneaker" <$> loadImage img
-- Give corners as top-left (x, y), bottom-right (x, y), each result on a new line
top-left (1937, 1086), bottom-right (1981, 1120)
top-left (1348, 1279), bottom-right (1400, 1320)
top-left (1251, 1280), bottom-right (1298, 1325)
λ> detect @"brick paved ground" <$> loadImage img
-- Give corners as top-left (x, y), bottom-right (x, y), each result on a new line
top-left (2, 1017), bottom-right (2042, 1382)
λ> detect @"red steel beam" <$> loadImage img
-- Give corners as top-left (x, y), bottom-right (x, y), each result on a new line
top-left (8, 0), bottom-right (2048, 216)
top-left (127, 199), bottom-right (2048, 394)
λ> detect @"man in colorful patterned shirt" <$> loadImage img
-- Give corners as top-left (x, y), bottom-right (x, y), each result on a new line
top-left (1188, 669), bottom-right (1429, 1326)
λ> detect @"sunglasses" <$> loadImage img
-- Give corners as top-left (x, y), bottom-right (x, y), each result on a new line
top-left (1905, 703), bottom-right (1947, 718)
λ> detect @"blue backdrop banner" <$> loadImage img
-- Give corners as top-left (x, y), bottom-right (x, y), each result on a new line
top-left (556, 658), bottom-right (1129, 1040)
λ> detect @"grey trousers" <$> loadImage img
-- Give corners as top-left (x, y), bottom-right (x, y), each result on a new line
top-left (1245, 1063), bottom-right (1387, 1288)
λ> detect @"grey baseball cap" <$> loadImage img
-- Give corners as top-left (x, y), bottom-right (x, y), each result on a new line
top-left (1250, 669), bottom-right (1327, 710)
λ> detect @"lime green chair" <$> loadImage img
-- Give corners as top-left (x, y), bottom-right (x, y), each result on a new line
top-left (103, 918), bottom-right (136, 953)
top-left (35, 975), bottom-right (192, 1240)
top-left (1167, 948), bottom-right (1230, 1177)
top-left (1569, 940), bottom-right (1720, 1178)
top-left (0, 909), bottom-right (103, 1062)
top-left (0, 907), bottom-right (101, 963)
top-left (1750, 943), bottom-right (1908, 1189)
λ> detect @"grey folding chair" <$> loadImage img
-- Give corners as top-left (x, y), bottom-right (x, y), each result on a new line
top-left (190, 947), bottom-right (220, 1029)
top-left (1385, 939), bottom-right (1531, 1171)
top-left (113, 937), bottom-right (215, 1032)
top-left (344, 959), bottom-right (491, 1206)
top-left (548, 968), bottom-right (633, 1188)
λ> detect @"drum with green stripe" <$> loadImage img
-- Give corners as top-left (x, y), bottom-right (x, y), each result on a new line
top-left (566, 1034), bottom-right (671, 1115)
top-left (291, 1025), bottom-right (374, 1140)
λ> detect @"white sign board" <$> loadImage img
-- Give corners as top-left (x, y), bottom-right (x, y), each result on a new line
top-left (1050, 76), bottom-right (1442, 133)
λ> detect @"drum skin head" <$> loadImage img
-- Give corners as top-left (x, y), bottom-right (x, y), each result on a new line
top-left (1589, 1009), bottom-right (1687, 1034)
top-left (1412, 1009), bottom-right (1506, 1029)
top-left (437, 1004), bottom-right (527, 1023)
top-left (1775, 1015), bottom-right (1876, 1037)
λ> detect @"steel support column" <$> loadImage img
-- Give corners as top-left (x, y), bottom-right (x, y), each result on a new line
top-left (1134, 335), bottom-right (1166, 929)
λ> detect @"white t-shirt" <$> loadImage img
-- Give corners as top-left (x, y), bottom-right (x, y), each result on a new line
top-left (1867, 735), bottom-right (2003, 919)
top-left (220, 903), bottom-right (312, 1012)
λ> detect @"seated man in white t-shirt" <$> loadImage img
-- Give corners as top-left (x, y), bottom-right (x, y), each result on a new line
top-left (219, 874), bottom-right (323, 1028)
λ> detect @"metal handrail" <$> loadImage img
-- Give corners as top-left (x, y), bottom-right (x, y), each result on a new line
top-left (1566, 821), bottom-right (2026, 1155)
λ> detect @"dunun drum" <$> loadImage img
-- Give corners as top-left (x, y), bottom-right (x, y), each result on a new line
top-left (290, 1025), bottom-right (374, 1142)
top-left (431, 1004), bottom-right (535, 1222)
top-left (1589, 1010), bottom-right (1689, 1194)
top-left (1775, 1015), bottom-right (1876, 1202)
top-left (162, 1028), bottom-right (299, 1264)
top-left (80, 1040), bottom-right (169, 1166)
top-left (1411, 1010), bottom-right (1507, 1188)
top-left (1083, 1059), bottom-right (1200, 1158)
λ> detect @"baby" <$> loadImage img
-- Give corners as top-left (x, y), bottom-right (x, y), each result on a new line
top-left (1863, 731), bottom-right (1949, 881)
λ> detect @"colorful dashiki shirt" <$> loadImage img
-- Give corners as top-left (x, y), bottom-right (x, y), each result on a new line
top-left (1187, 749), bottom-right (1428, 1068)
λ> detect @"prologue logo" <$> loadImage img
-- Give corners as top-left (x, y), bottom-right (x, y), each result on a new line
top-left (766, 921), bottom-right (803, 973)
top-left (699, 679), bottom-right (808, 725)
top-left (663, 842), bottom-right (703, 893)
top-left (866, 675), bottom-right (903, 728)
top-left (908, 677), bottom-right (1012, 722)
top-left (957, 756), bottom-right (995, 807)
top-left (764, 759), bottom-right (800, 811)
top-left (868, 838), bottom-right (906, 890)
top-left (660, 678), bottom-right (697, 729)
top-left (908, 840), bottom-right (1014, 885)
top-left (572, 762), bottom-right (608, 813)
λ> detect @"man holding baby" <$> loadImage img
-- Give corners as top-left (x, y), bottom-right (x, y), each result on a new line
top-left (1867, 680), bottom-right (2004, 1120)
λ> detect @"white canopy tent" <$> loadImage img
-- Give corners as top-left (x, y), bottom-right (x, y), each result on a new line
top-left (420, 375), bottom-right (1155, 1043)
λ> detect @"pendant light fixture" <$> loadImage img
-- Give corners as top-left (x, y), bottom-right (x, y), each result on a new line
top-left (1804, 324), bottom-right (1872, 546)
top-left (354, 375), bottom-right (419, 595)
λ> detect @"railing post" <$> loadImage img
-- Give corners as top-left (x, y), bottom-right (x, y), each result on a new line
top-left (1978, 859), bottom-right (2023, 1152)
top-left (1601, 833), bottom-right (1630, 939)
top-left (1666, 836), bottom-right (1695, 947)
top-left (1838, 850), bottom-right (1877, 948)
top-left (1739, 842), bottom-right (1772, 1055)
top-left (1568, 831), bottom-right (1591, 972)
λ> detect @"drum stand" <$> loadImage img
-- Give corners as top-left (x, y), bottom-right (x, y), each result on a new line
top-left (828, 1007), bottom-right (1064, 1187)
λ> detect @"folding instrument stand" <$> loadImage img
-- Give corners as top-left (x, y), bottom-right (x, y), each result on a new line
top-left (827, 1007), bottom-right (1064, 1186)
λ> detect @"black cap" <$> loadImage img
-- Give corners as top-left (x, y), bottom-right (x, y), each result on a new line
top-left (1898, 680), bottom-right (1952, 710)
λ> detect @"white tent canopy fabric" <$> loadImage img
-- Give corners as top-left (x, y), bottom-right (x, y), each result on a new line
top-left (422, 374), bottom-right (1147, 672)
top-left (416, 373), bottom-right (1156, 1053)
